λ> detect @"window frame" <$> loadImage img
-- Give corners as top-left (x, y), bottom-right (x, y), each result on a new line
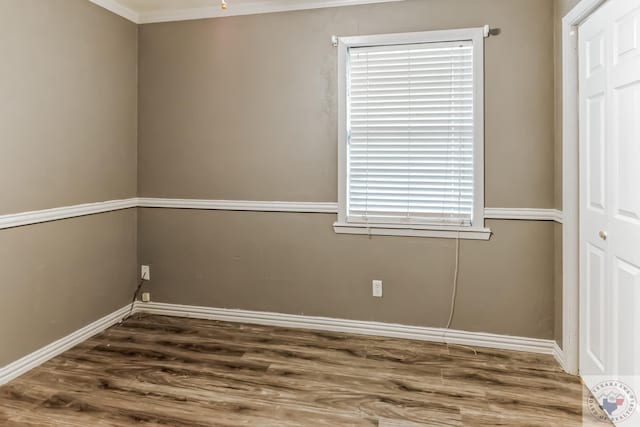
top-left (334, 27), bottom-right (490, 240)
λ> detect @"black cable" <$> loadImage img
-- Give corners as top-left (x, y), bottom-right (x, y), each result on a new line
top-left (120, 274), bottom-right (147, 324)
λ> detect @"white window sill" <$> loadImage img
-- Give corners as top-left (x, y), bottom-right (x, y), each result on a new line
top-left (333, 222), bottom-right (492, 240)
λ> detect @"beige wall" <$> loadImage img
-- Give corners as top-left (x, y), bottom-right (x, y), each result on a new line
top-left (139, 0), bottom-right (556, 208)
top-left (0, 211), bottom-right (137, 366)
top-left (139, 209), bottom-right (555, 339)
top-left (138, 0), bottom-right (558, 340)
top-left (0, 0), bottom-right (138, 215)
top-left (0, 1), bottom-right (138, 365)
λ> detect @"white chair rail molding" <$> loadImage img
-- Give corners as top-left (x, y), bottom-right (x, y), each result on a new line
top-left (0, 198), bottom-right (563, 230)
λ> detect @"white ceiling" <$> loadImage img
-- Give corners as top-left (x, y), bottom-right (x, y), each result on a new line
top-left (89, 0), bottom-right (405, 24)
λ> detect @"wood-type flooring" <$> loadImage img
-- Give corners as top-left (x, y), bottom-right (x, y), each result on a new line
top-left (0, 314), bottom-right (613, 426)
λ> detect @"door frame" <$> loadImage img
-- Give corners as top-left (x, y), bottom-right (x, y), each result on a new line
top-left (561, 0), bottom-right (608, 376)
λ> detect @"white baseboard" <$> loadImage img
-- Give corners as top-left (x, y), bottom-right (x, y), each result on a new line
top-left (0, 305), bottom-right (130, 386)
top-left (137, 302), bottom-right (558, 357)
top-left (0, 302), bottom-right (567, 386)
top-left (552, 342), bottom-right (568, 372)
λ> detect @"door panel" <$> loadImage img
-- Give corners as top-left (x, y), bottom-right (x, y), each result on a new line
top-left (580, 1), bottom-right (640, 423)
top-left (586, 244), bottom-right (606, 371)
top-left (580, 4), bottom-right (610, 379)
top-left (588, 32), bottom-right (606, 75)
top-left (612, 81), bottom-right (640, 224)
top-left (612, 258), bottom-right (640, 376)
top-left (612, 6), bottom-right (639, 61)
top-left (587, 94), bottom-right (606, 212)
top-left (608, 1), bottom-right (640, 396)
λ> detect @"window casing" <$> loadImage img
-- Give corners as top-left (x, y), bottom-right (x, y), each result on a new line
top-left (334, 28), bottom-right (490, 240)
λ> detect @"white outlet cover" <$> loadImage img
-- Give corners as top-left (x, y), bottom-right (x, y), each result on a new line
top-left (372, 280), bottom-right (383, 297)
top-left (141, 265), bottom-right (150, 280)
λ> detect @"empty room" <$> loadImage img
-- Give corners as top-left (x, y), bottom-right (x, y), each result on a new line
top-left (1, 0), bottom-right (639, 425)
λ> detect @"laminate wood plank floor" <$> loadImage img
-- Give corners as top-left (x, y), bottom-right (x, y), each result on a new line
top-left (0, 315), bottom-right (612, 426)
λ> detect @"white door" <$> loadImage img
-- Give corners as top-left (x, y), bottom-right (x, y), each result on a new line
top-left (579, 0), bottom-right (640, 397)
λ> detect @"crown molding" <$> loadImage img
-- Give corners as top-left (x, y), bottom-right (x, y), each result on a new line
top-left (88, 0), bottom-right (140, 23)
top-left (87, 0), bottom-right (406, 24)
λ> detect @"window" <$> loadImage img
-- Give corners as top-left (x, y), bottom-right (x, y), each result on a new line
top-left (334, 28), bottom-right (490, 240)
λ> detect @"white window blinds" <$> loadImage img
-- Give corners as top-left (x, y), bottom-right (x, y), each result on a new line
top-left (347, 41), bottom-right (475, 226)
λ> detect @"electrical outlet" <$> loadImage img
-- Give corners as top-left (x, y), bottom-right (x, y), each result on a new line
top-left (372, 280), bottom-right (383, 298)
top-left (141, 292), bottom-right (151, 302)
top-left (141, 265), bottom-right (151, 281)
